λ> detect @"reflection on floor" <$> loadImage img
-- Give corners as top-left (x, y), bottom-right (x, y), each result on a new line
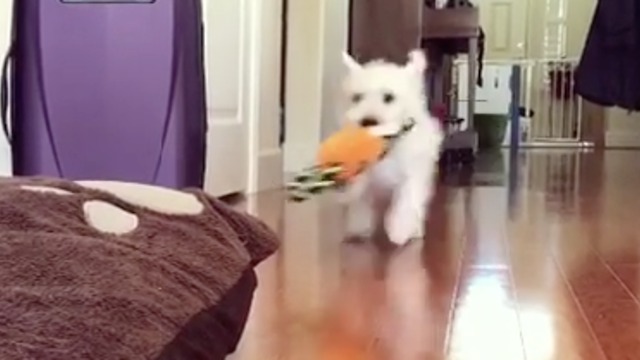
top-left (232, 149), bottom-right (640, 360)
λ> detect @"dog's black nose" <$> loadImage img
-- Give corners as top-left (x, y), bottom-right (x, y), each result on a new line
top-left (359, 117), bottom-right (379, 127)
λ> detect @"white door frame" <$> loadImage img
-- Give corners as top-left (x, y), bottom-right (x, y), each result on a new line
top-left (283, 0), bottom-right (350, 174)
top-left (245, 0), bottom-right (262, 194)
top-left (247, 0), bottom-right (285, 193)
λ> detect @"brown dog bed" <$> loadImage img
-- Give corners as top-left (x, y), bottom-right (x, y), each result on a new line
top-left (0, 177), bottom-right (279, 360)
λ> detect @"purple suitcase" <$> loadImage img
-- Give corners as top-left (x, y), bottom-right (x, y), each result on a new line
top-left (0, 0), bottom-right (207, 188)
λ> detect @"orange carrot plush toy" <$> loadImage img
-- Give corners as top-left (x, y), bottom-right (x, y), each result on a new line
top-left (287, 120), bottom-right (414, 202)
top-left (316, 125), bottom-right (385, 181)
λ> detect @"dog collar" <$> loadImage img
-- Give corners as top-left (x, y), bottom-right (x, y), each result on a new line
top-left (382, 118), bottom-right (416, 140)
top-left (378, 118), bottom-right (416, 160)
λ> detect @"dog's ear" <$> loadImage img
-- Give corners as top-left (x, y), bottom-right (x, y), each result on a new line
top-left (406, 49), bottom-right (427, 73)
top-left (342, 52), bottom-right (362, 71)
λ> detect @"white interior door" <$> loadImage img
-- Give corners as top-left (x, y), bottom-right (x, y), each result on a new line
top-left (474, 0), bottom-right (528, 59)
top-left (458, 64), bottom-right (513, 114)
top-left (0, 1), bottom-right (12, 176)
top-left (202, 0), bottom-right (251, 196)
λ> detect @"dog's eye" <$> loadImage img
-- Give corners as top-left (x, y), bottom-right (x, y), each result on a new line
top-left (351, 93), bottom-right (363, 103)
top-left (383, 93), bottom-right (395, 104)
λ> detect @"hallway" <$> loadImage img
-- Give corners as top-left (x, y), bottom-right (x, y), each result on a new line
top-left (233, 150), bottom-right (640, 359)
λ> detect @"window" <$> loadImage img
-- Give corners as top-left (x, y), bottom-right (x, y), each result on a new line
top-left (542, 0), bottom-right (567, 58)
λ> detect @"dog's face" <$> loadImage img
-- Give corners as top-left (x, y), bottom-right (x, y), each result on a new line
top-left (342, 50), bottom-right (427, 137)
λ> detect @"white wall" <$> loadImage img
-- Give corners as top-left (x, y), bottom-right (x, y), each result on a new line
top-left (605, 109), bottom-right (640, 148)
top-left (284, 0), bottom-right (350, 173)
top-left (565, 0), bottom-right (597, 58)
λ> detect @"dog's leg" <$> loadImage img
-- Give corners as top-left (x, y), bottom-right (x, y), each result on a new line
top-left (385, 165), bottom-right (433, 245)
top-left (342, 175), bottom-right (375, 238)
top-left (346, 197), bottom-right (375, 238)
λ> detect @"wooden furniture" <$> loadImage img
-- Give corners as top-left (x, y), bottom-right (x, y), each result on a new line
top-left (349, 0), bottom-right (422, 63)
top-left (347, 1), bottom-right (481, 164)
top-left (422, 7), bottom-right (480, 164)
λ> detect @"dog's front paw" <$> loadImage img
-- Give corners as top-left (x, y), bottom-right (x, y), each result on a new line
top-left (346, 211), bottom-right (374, 238)
top-left (412, 226), bottom-right (424, 239)
top-left (385, 211), bottom-right (423, 246)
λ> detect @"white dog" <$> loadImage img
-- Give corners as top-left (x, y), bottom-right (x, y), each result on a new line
top-left (340, 49), bottom-right (443, 246)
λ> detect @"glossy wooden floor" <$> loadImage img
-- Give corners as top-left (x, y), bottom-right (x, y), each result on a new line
top-left (231, 150), bottom-right (640, 360)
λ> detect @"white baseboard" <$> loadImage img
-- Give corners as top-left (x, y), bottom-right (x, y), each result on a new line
top-left (255, 148), bottom-right (284, 193)
top-left (605, 132), bottom-right (640, 148)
